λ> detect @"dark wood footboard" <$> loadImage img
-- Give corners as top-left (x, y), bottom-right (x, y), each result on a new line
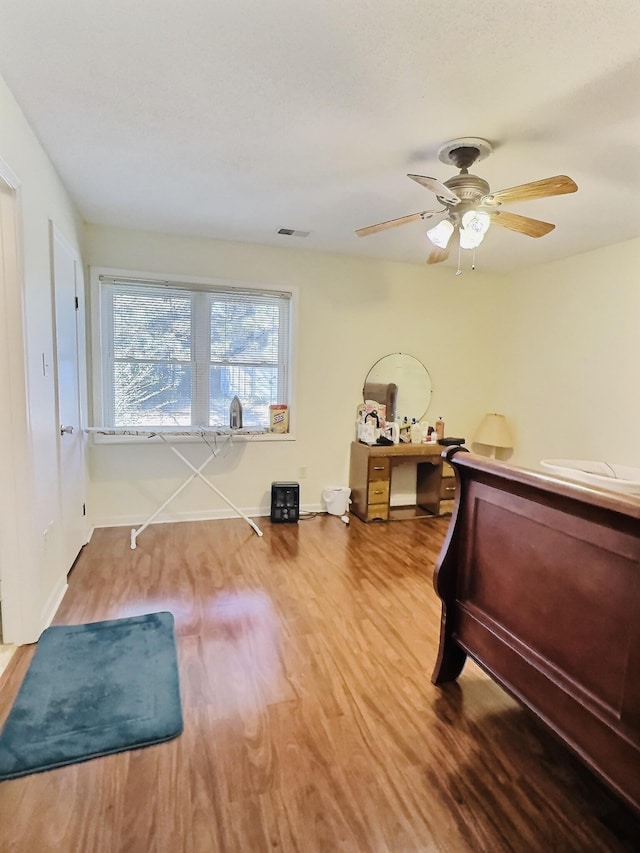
top-left (432, 447), bottom-right (640, 814)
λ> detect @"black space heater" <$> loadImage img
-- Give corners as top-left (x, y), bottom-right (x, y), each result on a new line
top-left (270, 481), bottom-right (300, 523)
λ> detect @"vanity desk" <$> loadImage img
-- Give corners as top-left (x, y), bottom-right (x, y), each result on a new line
top-left (349, 441), bottom-right (454, 522)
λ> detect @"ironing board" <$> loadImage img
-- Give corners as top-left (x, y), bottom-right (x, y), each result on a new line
top-left (87, 427), bottom-right (265, 547)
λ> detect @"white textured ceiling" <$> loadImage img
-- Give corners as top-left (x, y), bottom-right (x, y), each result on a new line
top-left (0, 0), bottom-right (639, 273)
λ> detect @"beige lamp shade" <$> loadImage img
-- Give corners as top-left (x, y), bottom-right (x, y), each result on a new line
top-left (474, 413), bottom-right (513, 449)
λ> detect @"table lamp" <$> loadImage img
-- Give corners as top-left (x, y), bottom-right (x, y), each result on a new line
top-left (473, 413), bottom-right (513, 458)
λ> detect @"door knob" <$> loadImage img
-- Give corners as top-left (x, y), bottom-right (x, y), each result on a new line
top-left (60, 425), bottom-right (74, 435)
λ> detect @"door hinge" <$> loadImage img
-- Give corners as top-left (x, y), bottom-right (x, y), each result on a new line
top-left (82, 502), bottom-right (86, 516)
top-left (74, 296), bottom-right (79, 310)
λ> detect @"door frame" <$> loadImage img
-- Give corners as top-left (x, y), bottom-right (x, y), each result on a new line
top-left (0, 156), bottom-right (37, 644)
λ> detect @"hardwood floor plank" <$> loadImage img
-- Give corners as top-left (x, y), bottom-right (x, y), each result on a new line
top-left (1, 514), bottom-right (639, 851)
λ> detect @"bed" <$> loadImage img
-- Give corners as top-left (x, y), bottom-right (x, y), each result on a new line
top-left (432, 447), bottom-right (640, 814)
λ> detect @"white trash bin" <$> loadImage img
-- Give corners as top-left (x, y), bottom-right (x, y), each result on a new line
top-left (322, 486), bottom-right (351, 516)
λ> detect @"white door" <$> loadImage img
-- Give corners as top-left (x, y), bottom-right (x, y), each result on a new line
top-left (51, 224), bottom-right (88, 569)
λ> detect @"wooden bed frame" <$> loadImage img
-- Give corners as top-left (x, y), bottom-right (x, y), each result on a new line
top-left (432, 447), bottom-right (640, 814)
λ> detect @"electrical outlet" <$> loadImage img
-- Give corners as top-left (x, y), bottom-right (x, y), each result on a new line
top-left (298, 466), bottom-right (308, 479)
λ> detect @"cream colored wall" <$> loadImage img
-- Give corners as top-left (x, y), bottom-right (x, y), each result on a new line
top-left (6, 28), bottom-right (637, 607)
top-left (497, 236), bottom-right (640, 471)
top-left (1, 59), bottom-right (637, 638)
top-left (84, 224), bottom-right (507, 524)
top-left (0, 74), bottom-right (85, 641)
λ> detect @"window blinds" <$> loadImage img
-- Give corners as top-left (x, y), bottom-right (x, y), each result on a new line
top-left (99, 277), bottom-right (291, 428)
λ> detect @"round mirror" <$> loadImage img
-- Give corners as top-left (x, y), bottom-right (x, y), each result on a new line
top-left (363, 353), bottom-right (433, 423)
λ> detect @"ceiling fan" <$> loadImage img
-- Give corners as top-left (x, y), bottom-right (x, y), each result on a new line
top-left (355, 137), bottom-right (578, 265)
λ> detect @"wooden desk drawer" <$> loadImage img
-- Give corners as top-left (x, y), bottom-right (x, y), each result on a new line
top-left (442, 461), bottom-right (455, 479)
top-left (440, 477), bottom-right (456, 500)
top-left (368, 480), bottom-right (390, 504)
top-left (367, 503), bottom-right (389, 521)
top-left (368, 458), bottom-right (390, 480)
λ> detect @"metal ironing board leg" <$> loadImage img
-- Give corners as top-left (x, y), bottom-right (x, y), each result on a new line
top-left (164, 441), bottom-right (263, 538)
top-left (130, 452), bottom-right (212, 549)
top-left (129, 433), bottom-right (263, 549)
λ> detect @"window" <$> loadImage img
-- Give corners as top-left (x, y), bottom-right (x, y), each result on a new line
top-left (94, 272), bottom-right (292, 430)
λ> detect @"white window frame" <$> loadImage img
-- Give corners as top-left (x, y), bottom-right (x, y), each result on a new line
top-left (90, 267), bottom-right (297, 443)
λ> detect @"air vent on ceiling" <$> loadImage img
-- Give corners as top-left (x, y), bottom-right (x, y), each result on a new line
top-left (277, 228), bottom-right (310, 238)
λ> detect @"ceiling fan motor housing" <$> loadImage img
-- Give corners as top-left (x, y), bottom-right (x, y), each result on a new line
top-left (441, 173), bottom-right (490, 205)
top-left (437, 138), bottom-right (493, 208)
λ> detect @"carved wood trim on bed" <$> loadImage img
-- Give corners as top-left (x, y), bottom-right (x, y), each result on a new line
top-left (432, 447), bottom-right (640, 815)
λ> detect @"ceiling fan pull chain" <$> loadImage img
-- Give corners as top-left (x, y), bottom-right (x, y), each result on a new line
top-left (471, 247), bottom-right (476, 271)
top-left (456, 242), bottom-right (462, 276)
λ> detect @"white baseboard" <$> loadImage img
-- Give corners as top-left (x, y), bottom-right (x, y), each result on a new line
top-left (40, 577), bottom-right (68, 632)
top-left (91, 503), bottom-right (324, 529)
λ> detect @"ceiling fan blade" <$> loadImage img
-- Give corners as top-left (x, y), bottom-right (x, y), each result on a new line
top-left (355, 211), bottom-right (435, 237)
top-left (484, 175), bottom-right (577, 205)
top-left (407, 174), bottom-right (460, 204)
top-left (490, 210), bottom-right (555, 238)
top-left (426, 247), bottom-right (450, 264)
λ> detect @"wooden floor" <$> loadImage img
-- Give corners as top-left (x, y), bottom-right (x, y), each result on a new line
top-left (1, 514), bottom-right (639, 852)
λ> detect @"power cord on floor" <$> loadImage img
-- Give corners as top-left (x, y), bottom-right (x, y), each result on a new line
top-left (298, 512), bottom-right (350, 524)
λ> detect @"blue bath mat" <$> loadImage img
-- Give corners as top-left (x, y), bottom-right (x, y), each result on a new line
top-left (0, 611), bottom-right (183, 780)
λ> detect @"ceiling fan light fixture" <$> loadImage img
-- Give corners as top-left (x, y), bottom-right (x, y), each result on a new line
top-left (426, 219), bottom-right (454, 249)
top-left (459, 209), bottom-right (490, 250)
top-left (461, 209), bottom-right (491, 235)
top-left (459, 227), bottom-right (484, 250)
